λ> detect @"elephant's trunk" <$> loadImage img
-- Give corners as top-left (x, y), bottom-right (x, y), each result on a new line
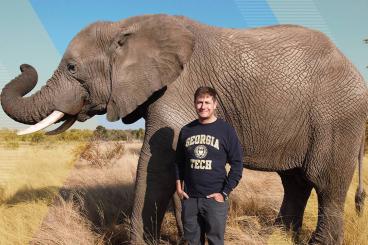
top-left (1, 64), bottom-right (56, 125)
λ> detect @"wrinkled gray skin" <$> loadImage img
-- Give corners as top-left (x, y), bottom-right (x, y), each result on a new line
top-left (1, 15), bottom-right (367, 244)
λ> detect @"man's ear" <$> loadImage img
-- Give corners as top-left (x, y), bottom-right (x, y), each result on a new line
top-left (107, 15), bottom-right (195, 122)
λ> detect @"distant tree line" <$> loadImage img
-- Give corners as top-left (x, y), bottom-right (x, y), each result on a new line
top-left (0, 126), bottom-right (144, 143)
top-left (93, 126), bottom-right (144, 141)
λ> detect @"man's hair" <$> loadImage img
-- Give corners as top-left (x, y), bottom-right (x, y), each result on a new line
top-left (194, 86), bottom-right (217, 102)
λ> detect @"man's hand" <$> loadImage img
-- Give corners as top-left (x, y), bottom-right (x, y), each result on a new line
top-left (206, 193), bottom-right (224, 202)
top-left (177, 189), bottom-right (189, 200)
top-left (176, 180), bottom-right (189, 200)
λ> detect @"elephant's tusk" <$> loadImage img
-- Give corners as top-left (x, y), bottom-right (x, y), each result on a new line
top-left (17, 111), bottom-right (65, 135)
top-left (45, 116), bottom-right (77, 135)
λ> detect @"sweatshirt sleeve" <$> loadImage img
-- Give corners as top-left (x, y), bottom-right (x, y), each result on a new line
top-left (175, 130), bottom-right (186, 181)
top-left (222, 125), bottom-right (243, 195)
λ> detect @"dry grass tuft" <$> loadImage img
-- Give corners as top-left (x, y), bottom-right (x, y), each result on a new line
top-left (160, 212), bottom-right (181, 244)
top-left (80, 141), bottom-right (125, 168)
top-left (30, 196), bottom-right (103, 245)
top-left (79, 141), bottom-right (126, 168)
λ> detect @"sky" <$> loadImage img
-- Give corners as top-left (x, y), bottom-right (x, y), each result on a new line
top-left (0, 0), bottom-right (367, 130)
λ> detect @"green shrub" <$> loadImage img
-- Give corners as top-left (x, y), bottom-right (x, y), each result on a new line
top-left (4, 140), bottom-right (20, 149)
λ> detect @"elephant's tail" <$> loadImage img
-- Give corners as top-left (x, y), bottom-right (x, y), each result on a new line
top-left (355, 127), bottom-right (366, 215)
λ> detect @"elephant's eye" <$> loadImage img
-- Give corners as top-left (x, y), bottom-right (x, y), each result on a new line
top-left (67, 63), bottom-right (77, 74)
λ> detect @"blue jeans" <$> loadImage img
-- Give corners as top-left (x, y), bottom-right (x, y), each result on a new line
top-left (181, 197), bottom-right (228, 245)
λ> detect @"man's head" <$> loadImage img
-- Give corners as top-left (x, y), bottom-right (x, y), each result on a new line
top-left (194, 87), bottom-right (218, 122)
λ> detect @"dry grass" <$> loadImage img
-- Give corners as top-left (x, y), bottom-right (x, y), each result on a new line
top-left (2, 140), bottom-right (368, 244)
top-left (0, 142), bottom-right (81, 245)
top-left (31, 141), bottom-right (140, 245)
top-left (45, 140), bottom-right (286, 244)
top-left (222, 170), bottom-right (283, 244)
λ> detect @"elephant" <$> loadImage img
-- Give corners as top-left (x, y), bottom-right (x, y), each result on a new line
top-left (1, 14), bottom-right (367, 244)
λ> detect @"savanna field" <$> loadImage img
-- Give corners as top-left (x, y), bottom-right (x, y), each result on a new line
top-left (0, 128), bottom-right (367, 244)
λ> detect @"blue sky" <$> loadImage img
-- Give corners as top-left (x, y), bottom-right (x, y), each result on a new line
top-left (0, 0), bottom-right (367, 130)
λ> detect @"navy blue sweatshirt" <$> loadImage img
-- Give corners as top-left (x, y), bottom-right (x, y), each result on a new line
top-left (175, 118), bottom-right (243, 198)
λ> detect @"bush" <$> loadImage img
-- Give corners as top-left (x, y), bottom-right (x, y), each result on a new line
top-left (93, 126), bottom-right (108, 140)
top-left (30, 132), bottom-right (45, 143)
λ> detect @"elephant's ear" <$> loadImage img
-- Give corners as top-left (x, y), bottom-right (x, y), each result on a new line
top-left (106, 15), bottom-right (194, 122)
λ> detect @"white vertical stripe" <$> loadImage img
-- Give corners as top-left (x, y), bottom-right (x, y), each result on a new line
top-left (0, 61), bottom-right (11, 84)
top-left (267, 0), bottom-right (335, 42)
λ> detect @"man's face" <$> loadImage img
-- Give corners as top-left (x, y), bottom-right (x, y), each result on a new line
top-left (195, 94), bottom-right (217, 120)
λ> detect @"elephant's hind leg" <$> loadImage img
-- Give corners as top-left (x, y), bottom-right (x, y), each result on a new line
top-left (308, 159), bottom-right (355, 245)
top-left (304, 125), bottom-right (362, 245)
top-left (309, 186), bottom-right (347, 245)
top-left (276, 169), bottom-right (313, 235)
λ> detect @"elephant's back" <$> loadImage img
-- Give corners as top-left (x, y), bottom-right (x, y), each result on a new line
top-left (219, 25), bottom-right (366, 170)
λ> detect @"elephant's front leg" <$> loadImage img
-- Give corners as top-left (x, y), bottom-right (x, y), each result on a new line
top-left (130, 126), bottom-right (178, 244)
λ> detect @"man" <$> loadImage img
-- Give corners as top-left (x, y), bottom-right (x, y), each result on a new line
top-left (175, 86), bottom-right (243, 245)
